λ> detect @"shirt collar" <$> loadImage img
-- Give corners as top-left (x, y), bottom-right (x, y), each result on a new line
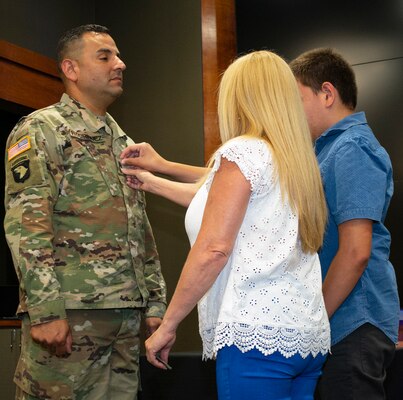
top-left (317, 111), bottom-right (368, 143)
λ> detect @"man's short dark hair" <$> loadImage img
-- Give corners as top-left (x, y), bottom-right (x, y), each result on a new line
top-left (289, 48), bottom-right (357, 110)
top-left (56, 24), bottom-right (110, 70)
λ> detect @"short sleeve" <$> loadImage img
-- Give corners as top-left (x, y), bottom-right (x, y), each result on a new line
top-left (206, 138), bottom-right (273, 197)
top-left (327, 138), bottom-right (390, 224)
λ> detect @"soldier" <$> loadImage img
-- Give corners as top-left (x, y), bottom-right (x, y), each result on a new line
top-left (4, 24), bottom-right (166, 400)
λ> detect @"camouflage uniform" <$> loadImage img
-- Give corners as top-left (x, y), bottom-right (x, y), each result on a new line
top-left (4, 93), bottom-right (166, 399)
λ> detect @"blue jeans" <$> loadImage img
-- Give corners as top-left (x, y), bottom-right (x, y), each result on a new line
top-left (216, 345), bottom-right (327, 400)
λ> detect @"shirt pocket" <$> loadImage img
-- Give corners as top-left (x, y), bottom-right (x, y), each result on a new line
top-left (54, 139), bottom-right (113, 214)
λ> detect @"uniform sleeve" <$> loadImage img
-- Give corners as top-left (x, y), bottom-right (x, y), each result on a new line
top-left (327, 138), bottom-right (390, 225)
top-left (140, 193), bottom-right (167, 319)
top-left (4, 118), bottom-right (66, 325)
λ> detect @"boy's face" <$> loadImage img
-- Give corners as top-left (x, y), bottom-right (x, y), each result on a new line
top-left (297, 81), bottom-right (327, 140)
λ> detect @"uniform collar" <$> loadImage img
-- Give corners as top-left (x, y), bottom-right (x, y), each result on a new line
top-left (60, 93), bottom-right (112, 134)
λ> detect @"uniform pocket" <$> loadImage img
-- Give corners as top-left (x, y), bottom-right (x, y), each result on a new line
top-left (55, 154), bottom-right (112, 214)
top-left (16, 318), bottom-right (74, 399)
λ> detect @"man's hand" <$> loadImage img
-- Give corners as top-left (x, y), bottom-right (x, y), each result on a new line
top-left (30, 319), bottom-right (73, 357)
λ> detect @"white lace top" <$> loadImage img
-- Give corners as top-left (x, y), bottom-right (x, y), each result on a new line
top-left (185, 137), bottom-right (330, 360)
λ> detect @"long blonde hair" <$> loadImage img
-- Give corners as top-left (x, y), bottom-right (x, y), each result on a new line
top-left (216, 50), bottom-right (327, 253)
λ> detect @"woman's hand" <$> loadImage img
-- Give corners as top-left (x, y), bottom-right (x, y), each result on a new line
top-left (121, 141), bottom-right (208, 183)
top-left (145, 324), bottom-right (176, 370)
top-left (121, 166), bottom-right (198, 207)
top-left (120, 142), bottom-right (167, 173)
top-left (121, 167), bottom-right (157, 191)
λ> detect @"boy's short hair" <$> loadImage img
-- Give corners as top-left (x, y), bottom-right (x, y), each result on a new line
top-left (290, 48), bottom-right (357, 110)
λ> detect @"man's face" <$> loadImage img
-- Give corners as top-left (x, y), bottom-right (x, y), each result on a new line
top-left (297, 81), bottom-right (326, 140)
top-left (74, 32), bottom-right (126, 104)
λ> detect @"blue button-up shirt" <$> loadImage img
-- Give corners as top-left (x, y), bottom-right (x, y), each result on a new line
top-left (315, 111), bottom-right (399, 345)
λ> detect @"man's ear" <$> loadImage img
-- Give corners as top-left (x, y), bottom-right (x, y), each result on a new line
top-left (60, 59), bottom-right (78, 82)
top-left (321, 82), bottom-right (336, 106)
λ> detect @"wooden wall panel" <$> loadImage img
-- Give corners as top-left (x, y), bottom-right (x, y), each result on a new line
top-left (201, 0), bottom-right (237, 163)
top-left (0, 40), bottom-right (63, 111)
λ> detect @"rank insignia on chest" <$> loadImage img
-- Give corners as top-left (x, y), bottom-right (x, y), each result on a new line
top-left (8, 136), bottom-right (31, 161)
top-left (11, 156), bottom-right (31, 183)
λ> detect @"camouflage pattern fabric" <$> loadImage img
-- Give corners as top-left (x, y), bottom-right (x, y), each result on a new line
top-left (4, 93), bottom-right (166, 398)
top-left (15, 309), bottom-right (142, 399)
top-left (4, 93), bottom-right (166, 323)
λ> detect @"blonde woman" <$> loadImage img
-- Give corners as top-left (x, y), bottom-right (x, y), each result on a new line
top-left (121, 51), bottom-right (330, 400)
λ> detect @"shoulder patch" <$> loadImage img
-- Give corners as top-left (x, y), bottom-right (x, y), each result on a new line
top-left (11, 156), bottom-right (31, 183)
top-left (8, 136), bottom-right (31, 161)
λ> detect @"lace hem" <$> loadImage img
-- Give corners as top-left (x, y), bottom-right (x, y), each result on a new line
top-left (201, 322), bottom-right (330, 360)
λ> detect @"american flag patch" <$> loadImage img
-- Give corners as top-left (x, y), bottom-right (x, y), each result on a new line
top-left (8, 136), bottom-right (31, 161)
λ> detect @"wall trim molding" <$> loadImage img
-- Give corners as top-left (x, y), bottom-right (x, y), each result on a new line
top-left (0, 39), bottom-right (63, 111)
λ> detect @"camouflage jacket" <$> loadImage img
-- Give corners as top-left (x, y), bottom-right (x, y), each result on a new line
top-left (4, 93), bottom-right (166, 325)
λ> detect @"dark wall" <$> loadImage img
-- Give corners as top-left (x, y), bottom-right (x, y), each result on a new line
top-left (236, 0), bottom-right (403, 304)
top-left (0, 1), bottom-right (96, 58)
top-left (0, 108), bottom-right (23, 318)
top-left (0, 0), bottom-right (204, 351)
top-left (96, 0), bottom-right (204, 352)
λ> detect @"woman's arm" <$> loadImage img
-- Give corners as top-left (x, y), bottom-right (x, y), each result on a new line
top-left (121, 168), bottom-right (199, 207)
top-left (120, 142), bottom-right (208, 183)
top-left (145, 157), bottom-right (251, 369)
